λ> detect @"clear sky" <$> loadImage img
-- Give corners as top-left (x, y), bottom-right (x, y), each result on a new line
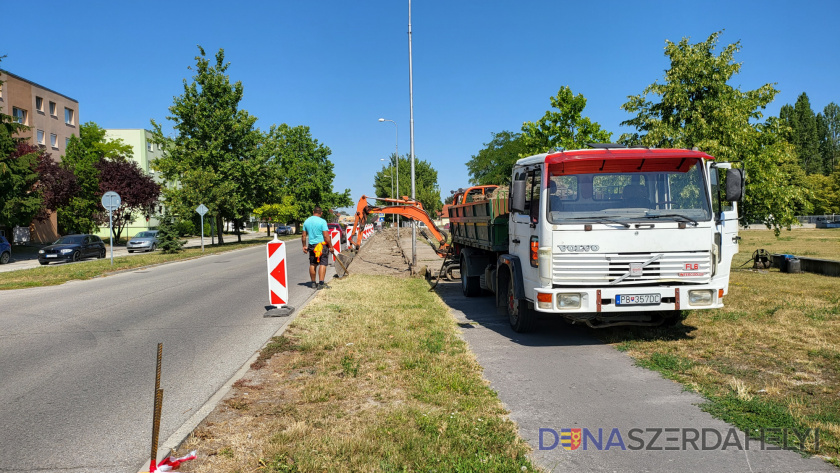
top-left (3, 0), bottom-right (838, 210)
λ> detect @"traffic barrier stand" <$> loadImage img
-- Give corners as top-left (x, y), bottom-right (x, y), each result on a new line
top-left (265, 235), bottom-right (295, 317)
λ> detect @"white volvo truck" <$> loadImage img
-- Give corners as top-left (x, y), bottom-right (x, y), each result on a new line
top-left (448, 145), bottom-right (745, 332)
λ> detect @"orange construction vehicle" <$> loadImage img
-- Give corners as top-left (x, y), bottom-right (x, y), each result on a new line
top-left (347, 195), bottom-right (450, 257)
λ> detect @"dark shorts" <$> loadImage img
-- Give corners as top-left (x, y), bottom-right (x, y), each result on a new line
top-left (308, 243), bottom-right (329, 266)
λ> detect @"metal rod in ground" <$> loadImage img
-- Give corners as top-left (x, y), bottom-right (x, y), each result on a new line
top-left (150, 388), bottom-right (163, 471)
top-left (149, 343), bottom-right (163, 471)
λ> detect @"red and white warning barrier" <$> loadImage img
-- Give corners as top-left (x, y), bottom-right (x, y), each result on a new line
top-left (266, 238), bottom-right (288, 306)
top-left (329, 228), bottom-right (341, 262)
top-left (151, 451), bottom-right (197, 472)
top-left (363, 223), bottom-right (373, 239)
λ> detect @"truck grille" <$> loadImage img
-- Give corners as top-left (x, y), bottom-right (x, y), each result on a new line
top-left (551, 251), bottom-right (711, 285)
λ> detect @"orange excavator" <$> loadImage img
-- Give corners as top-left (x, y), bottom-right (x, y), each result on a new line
top-left (346, 195), bottom-right (450, 257)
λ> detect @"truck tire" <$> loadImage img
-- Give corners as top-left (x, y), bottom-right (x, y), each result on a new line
top-left (460, 254), bottom-right (481, 297)
top-left (506, 272), bottom-right (534, 333)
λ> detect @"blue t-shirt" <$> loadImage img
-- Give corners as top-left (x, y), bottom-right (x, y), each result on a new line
top-left (302, 215), bottom-right (329, 245)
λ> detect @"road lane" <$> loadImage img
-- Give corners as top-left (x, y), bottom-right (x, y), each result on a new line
top-left (0, 239), bottom-right (328, 473)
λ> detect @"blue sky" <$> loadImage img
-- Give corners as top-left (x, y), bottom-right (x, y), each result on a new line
top-left (3, 0), bottom-right (838, 210)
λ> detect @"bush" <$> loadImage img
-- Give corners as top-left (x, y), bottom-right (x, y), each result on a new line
top-left (174, 219), bottom-right (196, 237)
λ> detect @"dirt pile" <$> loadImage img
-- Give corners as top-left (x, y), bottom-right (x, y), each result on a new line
top-left (341, 228), bottom-right (411, 277)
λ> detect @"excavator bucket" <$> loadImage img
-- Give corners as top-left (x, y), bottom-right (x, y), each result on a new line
top-left (335, 252), bottom-right (353, 278)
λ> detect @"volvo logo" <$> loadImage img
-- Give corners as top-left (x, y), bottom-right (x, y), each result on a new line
top-left (557, 245), bottom-right (600, 252)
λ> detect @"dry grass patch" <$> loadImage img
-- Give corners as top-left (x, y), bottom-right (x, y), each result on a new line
top-left (179, 275), bottom-right (534, 472)
top-left (602, 229), bottom-right (840, 465)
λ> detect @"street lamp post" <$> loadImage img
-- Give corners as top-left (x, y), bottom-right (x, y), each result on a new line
top-left (380, 159), bottom-right (396, 229)
top-left (378, 118), bottom-right (399, 238)
top-left (408, 0), bottom-right (417, 269)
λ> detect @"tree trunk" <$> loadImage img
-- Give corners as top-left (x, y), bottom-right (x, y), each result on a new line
top-left (216, 215), bottom-right (224, 245)
top-left (235, 218), bottom-right (242, 242)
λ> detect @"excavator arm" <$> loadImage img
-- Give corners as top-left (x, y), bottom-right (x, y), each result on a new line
top-left (348, 195), bottom-right (450, 257)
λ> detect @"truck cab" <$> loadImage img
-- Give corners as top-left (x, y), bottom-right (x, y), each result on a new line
top-left (458, 147), bottom-right (745, 332)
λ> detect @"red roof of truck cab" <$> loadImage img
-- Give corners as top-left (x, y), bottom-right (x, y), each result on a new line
top-left (545, 148), bottom-right (715, 174)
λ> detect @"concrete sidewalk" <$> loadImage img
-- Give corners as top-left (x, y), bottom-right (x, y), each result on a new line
top-left (0, 231), bottom-right (269, 273)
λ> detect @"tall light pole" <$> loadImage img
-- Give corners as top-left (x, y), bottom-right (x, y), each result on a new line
top-left (408, 0), bottom-right (417, 268)
top-left (378, 118), bottom-right (399, 238)
top-left (380, 158), bottom-right (396, 229)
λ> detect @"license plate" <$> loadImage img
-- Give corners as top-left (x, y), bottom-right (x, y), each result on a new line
top-left (46, 254), bottom-right (57, 258)
top-left (616, 294), bottom-right (661, 305)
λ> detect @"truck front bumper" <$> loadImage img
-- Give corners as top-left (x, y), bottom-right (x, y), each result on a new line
top-left (532, 285), bottom-right (725, 313)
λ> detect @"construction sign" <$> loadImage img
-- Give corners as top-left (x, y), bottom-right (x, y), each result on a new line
top-left (266, 238), bottom-right (288, 306)
top-left (363, 223), bottom-right (373, 239)
top-left (330, 228), bottom-right (341, 262)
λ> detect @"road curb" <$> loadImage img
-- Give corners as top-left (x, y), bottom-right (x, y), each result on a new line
top-left (135, 265), bottom-right (324, 472)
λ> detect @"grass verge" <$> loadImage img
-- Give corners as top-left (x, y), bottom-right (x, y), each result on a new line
top-left (601, 229), bottom-right (840, 465)
top-left (0, 235), bottom-right (296, 291)
top-left (181, 274), bottom-right (535, 472)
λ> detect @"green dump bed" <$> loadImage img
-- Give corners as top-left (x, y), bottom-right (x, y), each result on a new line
top-left (449, 188), bottom-right (509, 252)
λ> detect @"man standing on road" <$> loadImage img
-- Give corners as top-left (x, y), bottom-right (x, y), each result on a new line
top-left (301, 206), bottom-right (334, 289)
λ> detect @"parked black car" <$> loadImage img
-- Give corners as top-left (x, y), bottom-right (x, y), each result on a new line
top-left (38, 234), bottom-right (107, 265)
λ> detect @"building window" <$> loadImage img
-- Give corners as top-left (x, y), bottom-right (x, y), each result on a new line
top-left (36, 96), bottom-right (44, 112)
top-left (65, 137), bottom-right (71, 148)
top-left (64, 107), bottom-right (75, 125)
top-left (50, 133), bottom-right (58, 148)
top-left (37, 129), bottom-right (45, 145)
top-left (147, 141), bottom-right (153, 151)
top-left (49, 101), bottom-right (57, 116)
top-left (12, 107), bottom-right (27, 125)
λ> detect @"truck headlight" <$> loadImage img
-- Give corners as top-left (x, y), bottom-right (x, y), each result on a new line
top-left (688, 290), bottom-right (713, 306)
top-left (557, 293), bottom-right (581, 309)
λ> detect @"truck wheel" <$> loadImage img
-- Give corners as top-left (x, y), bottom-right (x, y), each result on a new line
top-left (507, 275), bottom-right (534, 333)
top-left (460, 254), bottom-right (481, 297)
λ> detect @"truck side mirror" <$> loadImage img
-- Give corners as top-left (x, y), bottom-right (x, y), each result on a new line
top-left (510, 175), bottom-right (526, 213)
top-left (724, 168), bottom-right (746, 202)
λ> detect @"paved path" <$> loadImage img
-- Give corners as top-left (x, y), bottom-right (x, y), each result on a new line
top-left (407, 233), bottom-right (832, 471)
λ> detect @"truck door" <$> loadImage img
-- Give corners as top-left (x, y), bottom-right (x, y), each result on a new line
top-left (510, 166), bottom-right (542, 299)
top-left (710, 165), bottom-right (739, 288)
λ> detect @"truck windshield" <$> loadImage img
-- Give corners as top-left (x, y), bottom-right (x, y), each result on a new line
top-left (547, 157), bottom-right (711, 224)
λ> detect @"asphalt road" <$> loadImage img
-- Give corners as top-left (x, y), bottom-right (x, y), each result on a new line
top-left (0, 239), bottom-right (328, 473)
top-left (437, 282), bottom-right (834, 473)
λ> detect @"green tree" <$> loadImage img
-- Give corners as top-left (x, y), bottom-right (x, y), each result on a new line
top-left (374, 153), bottom-right (442, 218)
top-left (0, 142), bottom-right (44, 229)
top-left (819, 102), bottom-right (840, 174)
top-left (466, 131), bottom-right (527, 186)
top-left (155, 212), bottom-right (185, 253)
top-left (151, 47), bottom-right (262, 244)
top-left (261, 124), bottom-right (351, 225)
top-left (521, 86), bottom-right (612, 156)
top-left (253, 196), bottom-right (298, 235)
top-left (58, 135), bottom-right (102, 234)
top-left (779, 93), bottom-right (822, 174)
top-left (620, 31), bottom-right (809, 234)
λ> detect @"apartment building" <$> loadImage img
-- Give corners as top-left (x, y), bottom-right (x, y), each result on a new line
top-left (0, 70), bottom-right (80, 242)
top-left (0, 70), bottom-right (79, 158)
